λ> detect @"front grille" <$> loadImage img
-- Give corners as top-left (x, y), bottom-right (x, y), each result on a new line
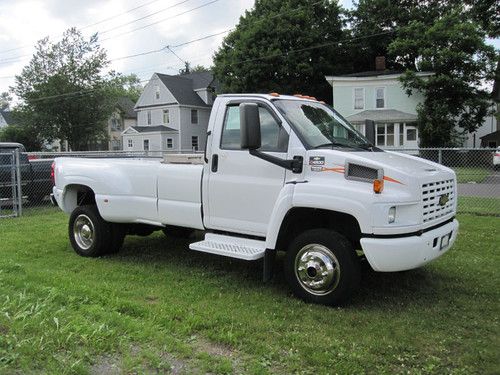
top-left (422, 179), bottom-right (455, 223)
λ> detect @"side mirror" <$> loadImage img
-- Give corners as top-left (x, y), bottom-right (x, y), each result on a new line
top-left (240, 103), bottom-right (261, 150)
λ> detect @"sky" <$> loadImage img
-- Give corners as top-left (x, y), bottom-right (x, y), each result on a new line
top-left (0, 0), bottom-right (497, 96)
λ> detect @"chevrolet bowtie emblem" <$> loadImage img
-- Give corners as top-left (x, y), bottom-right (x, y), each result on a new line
top-left (439, 194), bottom-right (449, 206)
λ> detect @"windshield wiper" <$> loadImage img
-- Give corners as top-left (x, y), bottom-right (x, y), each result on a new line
top-left (313, 142), bottom-right (353, 149)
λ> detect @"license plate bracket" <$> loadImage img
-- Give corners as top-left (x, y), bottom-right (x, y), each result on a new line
top-left (440, 232), bottom-right (451, 250)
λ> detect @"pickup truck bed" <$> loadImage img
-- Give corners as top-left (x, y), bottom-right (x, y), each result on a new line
top-left (54, 156), bottom-right (204, 229)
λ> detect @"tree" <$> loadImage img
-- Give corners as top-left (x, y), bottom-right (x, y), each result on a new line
top-left (106, 72), bottom-right (143, 103)
top-left (213, 0), bottom-right (349, 101)
top-left (0, 110), bottom-right (44, 150)
top-left (0, 92), bottom-right (11, 110)
top-left (388, 8), bottom-right (498, 146)
top-left (349, 0), bottom-right (452, 71)
top-left (12, 28), bottom-right (110, 150)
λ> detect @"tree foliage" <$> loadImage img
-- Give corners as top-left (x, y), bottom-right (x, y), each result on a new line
top-left (213, 0), bottom-right (349, 101)
top-left (388, 8), bottom-right (497, 146)
top-left (106, 72), bottom-right (143, 103)
top-left (12, 28), bottom-right (110, 150)
top-left (0, 110), bottom-right (45, 150)
top-left (352, 1), bottom-right (498, 147)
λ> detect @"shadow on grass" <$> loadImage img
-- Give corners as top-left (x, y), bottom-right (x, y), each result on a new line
top-left (101, 232), bottom-right (458, 309)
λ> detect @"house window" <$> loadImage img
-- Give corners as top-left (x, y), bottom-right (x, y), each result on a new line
top-left (111, 116), bottom-right (121, 131)
top-left (191, 136), bottom-right (199, 151)
top-left (354, 88), bottom-right (364, 109)
top-left (143, 139), bottom-right (150, 151)
top-left (406, 127), bottom-right (417, 141)
top-left (399, 123), bottom-right (404, 146)
top-left (163, 109), bottom-right (170, 124)
top-left (376, 123), bottom-right (395, 147)
top-left (128, 139), bottom-right (133, 148)
top-left (147, 111), bottom-right (152, 125)
top-left (111, 139), bottom-right (121, 150)
top-left (167, 138), bottom-right (173, 149)
top-left (155, 85), bottom-right (160, 100)
top-left (191, 109), bottom-right (198, 124)
top-left (376, 87), bottom-right (385, 108)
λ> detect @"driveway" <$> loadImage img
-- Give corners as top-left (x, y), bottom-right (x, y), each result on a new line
top-left (458, 172), bottom-right (500, 198)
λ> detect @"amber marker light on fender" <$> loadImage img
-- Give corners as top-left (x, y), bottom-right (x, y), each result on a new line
top-left (373, 179), bottom-right (384, 194)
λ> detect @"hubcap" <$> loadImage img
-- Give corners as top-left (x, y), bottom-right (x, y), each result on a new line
top-left (295, 244), bottom-right (340, 295)
top-left (74, 214), bottom-right (95, 250)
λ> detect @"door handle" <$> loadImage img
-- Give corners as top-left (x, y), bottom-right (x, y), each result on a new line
top-left (211, 154), bottom-right (219, 172)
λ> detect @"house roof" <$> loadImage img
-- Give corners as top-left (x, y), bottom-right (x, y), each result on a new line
top-left (0, 109), bottom-right (16, 125)
top-left (155, 72), bottom-right (217, 107)
top-left (339, 70), bottom-right (406, 78)
top-left (480, 130), bottom-right (500, 141)
top-left (346, 109), bottom-right (417, 123)
top-left (115, 97), bottom-right (137, 118)
top-left (130, 126), bottom-right (178, 133)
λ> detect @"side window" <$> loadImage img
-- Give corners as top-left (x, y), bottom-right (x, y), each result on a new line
top-left (220, 104), bottom-right (288, 152)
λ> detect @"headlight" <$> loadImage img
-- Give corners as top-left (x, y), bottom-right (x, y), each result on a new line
top-left (388, 206), bottom-right (396, 223)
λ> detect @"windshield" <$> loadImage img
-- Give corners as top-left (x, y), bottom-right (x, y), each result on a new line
top-left (274, 99), bottom-right (371, 150)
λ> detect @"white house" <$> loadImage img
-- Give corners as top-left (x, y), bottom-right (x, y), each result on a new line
top-left (107, 97), bottom-right (137, 151)
top-left (325, 58), bottom-right (432, 150)
top-left (326, 57), bottom-right (498, 149)
top-left (122, 71), bottom-right (217, 152)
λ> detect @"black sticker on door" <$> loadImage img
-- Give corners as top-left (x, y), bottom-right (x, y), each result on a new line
top-left (309, 156), bottom-right (325, 166)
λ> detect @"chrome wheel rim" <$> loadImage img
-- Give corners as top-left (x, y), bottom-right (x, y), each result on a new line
top-left (294, 244), bottom-right (340, 296)
top-left (73, 214), bottom-right (95, 250)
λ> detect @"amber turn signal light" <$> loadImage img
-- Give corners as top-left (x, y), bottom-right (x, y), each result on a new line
top-left (373, 179), bottom-right (384, 194)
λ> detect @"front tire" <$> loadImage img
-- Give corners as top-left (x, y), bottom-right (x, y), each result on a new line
top-left (284, 229), bottom-right (360, 306)
top-left (69, 205), bottom-right (120, 257)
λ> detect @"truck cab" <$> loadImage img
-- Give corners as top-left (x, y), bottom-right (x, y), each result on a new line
top-left (52, 94), bottom-right (459, 305)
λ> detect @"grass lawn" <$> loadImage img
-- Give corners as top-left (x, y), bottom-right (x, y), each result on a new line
top-left (455, 167), bottom-right (491, 183)
top-left (0, 208), bottom-right (499, 374)
top-left (458, 196), bottom-right (500, 216)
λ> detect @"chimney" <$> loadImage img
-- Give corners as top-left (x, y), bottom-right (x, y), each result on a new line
top-left (375, 56), bottom-right (386, 71)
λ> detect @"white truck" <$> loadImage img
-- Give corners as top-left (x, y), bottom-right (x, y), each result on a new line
top-left (52, 94), bottom-right (459, 305)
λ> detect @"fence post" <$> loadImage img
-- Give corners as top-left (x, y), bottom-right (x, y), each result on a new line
top-left (10, 151), bottom-right (18, 217)
top-left (14, 148), bottom-right (22, 217)
top-left (438, 149), bottom-right (442, 165)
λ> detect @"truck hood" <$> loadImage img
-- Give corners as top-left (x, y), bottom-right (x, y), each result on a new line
top-left (304, 149), bottom-right (455, 187)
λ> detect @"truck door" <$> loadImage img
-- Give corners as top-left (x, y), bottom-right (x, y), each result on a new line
top-left (206, 100), bottom-right (289, 237)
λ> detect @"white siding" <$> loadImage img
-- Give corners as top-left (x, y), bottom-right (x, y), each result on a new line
top-left (179, 107), bottom-right (210, 151)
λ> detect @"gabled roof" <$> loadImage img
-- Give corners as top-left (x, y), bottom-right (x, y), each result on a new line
top-left (155, 72), bottom-right (216, 107)
top-left (346, 109), bottom-right (417, 123)
top-left (115, 97), bottom-right (137, 118)
top-left (0, 109), bottom-right (16, 125)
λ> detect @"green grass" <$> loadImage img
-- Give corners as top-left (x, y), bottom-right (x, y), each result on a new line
top-left (458, 196), bottom-right (500, 216)
top-left (1, 208), bottom-right (499, 374)
top-left (455, 167), bottom-right (491, 183)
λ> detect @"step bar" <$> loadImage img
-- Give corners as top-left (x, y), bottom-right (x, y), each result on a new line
top-left (189, 233), bottom-right (266, 260)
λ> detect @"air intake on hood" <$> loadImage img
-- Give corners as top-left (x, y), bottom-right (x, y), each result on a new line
top-left (345, 163), bottom-right (381, 182)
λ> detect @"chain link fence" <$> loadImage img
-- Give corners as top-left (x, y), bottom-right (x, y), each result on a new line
top-left (392, 148), bottom-right (499, 216)
top-left (1, 148), bottom-right (498, 218)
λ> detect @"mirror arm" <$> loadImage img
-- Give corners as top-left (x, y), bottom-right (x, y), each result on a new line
top-left (249, 150), bottom-right (303, 174)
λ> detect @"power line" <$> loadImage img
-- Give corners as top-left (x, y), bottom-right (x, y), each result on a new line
top-left (23, 30), bottom-right (396, 104)
top-left (99, 0), bottom-right (194, 35)
top-left (100, 0), bottom-right (222, 42)
top-left (0, 0), bottom-right (180, 56)
top-left (0, 0), bottom-right (221, 66)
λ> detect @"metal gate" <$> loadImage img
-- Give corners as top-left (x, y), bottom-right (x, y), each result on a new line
top-left (0, 149), bottom-right (22, 218)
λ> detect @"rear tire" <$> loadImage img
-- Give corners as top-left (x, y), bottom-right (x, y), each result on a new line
top-left (284, 229), bottom-right (360, 306)
top-left (68, 205), bottom-right (120, 257)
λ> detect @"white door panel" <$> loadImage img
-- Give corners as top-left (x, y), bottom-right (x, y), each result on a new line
top-left (208, 150), bottom-right (286, 235)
